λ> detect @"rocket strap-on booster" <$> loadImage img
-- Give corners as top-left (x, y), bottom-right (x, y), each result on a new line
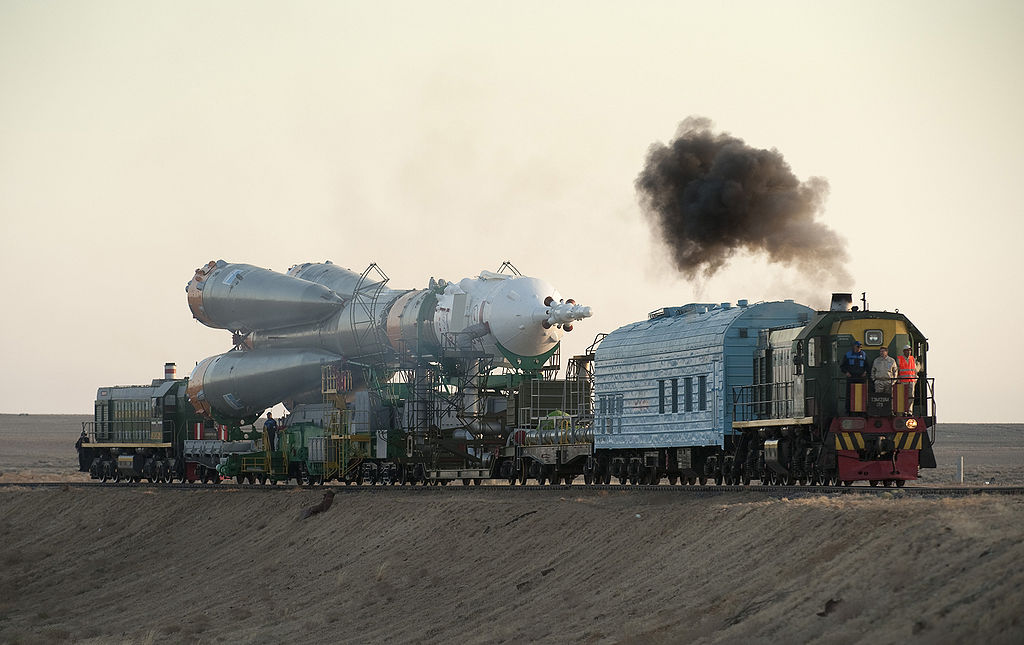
top-left (185, 260), bottom-right (591, 420)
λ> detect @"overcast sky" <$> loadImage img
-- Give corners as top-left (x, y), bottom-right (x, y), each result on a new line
top-left (1, 0), bottom-right (1021, 422)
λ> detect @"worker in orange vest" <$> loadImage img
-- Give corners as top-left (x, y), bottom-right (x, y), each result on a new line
top-left (898, 344), bottom-right (918, 409)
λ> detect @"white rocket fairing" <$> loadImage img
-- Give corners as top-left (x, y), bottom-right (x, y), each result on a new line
top-left (185, 260), bottom-right (591, 420)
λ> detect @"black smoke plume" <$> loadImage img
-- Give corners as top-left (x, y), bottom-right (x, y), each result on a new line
top-left (636, 116), bottom-right (850, 284)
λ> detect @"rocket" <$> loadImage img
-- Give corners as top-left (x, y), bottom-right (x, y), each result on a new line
top-left (184, 260), bottom-right (592, 421)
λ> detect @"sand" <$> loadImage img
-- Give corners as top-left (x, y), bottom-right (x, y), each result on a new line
top-left (1, 415), bottom-right (1022, 644)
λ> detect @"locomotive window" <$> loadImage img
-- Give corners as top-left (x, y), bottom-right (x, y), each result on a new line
top-left (684, 377), bottom-right (694, 412)
top-left (671, 379), bottom-right (678, 413)
top-left (864, 330), bottom-right (884, 346)
top-left (698, 375), bottom-right (708, 411)
top-left (658, 381), bottom-right (666, 414)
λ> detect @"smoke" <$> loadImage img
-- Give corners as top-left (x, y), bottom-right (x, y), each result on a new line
top-left (636, 116), bottom-right (850, 286)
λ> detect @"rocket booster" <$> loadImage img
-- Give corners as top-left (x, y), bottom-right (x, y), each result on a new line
top-left (185, 260), bottom-right (591, 420)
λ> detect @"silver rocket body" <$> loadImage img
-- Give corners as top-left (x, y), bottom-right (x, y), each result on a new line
top-left (185, 260), bottom-right (591, 421)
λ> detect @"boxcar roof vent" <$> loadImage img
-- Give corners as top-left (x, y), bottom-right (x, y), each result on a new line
top-left (830, 293), bottom-right (853, 311)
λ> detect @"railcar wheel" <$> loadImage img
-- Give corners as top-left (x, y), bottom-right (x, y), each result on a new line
top-left (842, 480), bottom-right (853, 487)
top-left (463, 478), bottom-right (471, 486)
top-left (564, 474), bottom-right (574, 486)
top-left (236, 475), bottom-right (245, 484)
top-left (667, 474), bottom-right (678, 485)
top-left (869, 480), bottom-right (879, 487)
top-left (895, 479), bottom-right (906, 488)
top-left (584, 471), bottom-right (593, 486)
top-left (473, 479), bottom-right (481, 486)
top-left (257, 475), bottom-right (266, 485)
top-left (883, 480), bottom-right (893, 487)
top-left (698, 476), bottom-right (707, 486)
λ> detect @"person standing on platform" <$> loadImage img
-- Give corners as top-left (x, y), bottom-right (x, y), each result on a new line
top-left (898, 344), bottom-right (919, 409)
top-left (841, 341), bottom-right (867, 413)
top-left (871, 346), bottom-right (898, 394)
top-left (264, 411), bottom-right (278, 451)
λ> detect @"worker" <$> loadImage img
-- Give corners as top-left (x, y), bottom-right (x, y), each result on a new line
top-left (841, 341), bottom-right (867, 413)
top-left (871, 346), bottom-right (898, 394)
top-left (898, 344), bottom-right (919, 405)
top-left (264, 411), bottom-right (278, 451)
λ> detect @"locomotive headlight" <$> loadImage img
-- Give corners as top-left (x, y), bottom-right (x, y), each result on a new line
top-left (905, 418), bottom-right (919, 430)
top-left (864, 330), bottom-right (884, 346)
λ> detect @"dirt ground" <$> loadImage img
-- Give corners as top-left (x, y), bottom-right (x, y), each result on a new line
top-left (1, 415), bottom-right (1022, 644)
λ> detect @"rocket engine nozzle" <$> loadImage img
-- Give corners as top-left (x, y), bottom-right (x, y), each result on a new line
top-left (545, 299), bottom-right (593, 327)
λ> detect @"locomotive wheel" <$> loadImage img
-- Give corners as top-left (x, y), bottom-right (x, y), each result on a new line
top-left (257, 475), bottom-right (266, 485)
top-left (462, 478), bottom-right (471, 486)
top-left (564, 474), bottom-right (574, 486)
top-left (236, 474), bottom-right (245, 484)
top-left (537, 471), bottom-right (547, 486)
top-left (687, 475), bottom-right (697, 485)
top-left (584, 471), bottom-right (594, 486)
top-left (698, 476), bottom-right (707, 486)
top-left (667, 474), bottom-right (678, 485)
top-left (714, 473), bottom-right (723, 486)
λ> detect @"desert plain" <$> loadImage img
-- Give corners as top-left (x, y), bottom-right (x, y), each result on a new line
top-left (1, 415), bottom-right (1022, 644)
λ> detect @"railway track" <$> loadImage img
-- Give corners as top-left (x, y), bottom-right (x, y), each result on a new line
top-left (3, 480), bottom-right (1023, 497)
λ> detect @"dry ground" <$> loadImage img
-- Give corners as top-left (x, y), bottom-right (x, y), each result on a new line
top-left (0, 415), bottom-right (1022, 644)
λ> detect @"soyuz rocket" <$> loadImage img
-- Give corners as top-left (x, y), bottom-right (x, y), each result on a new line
top-left (184, 260), bottom-right (592, 421)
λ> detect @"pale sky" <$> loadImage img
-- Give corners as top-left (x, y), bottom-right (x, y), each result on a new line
top-left (1, 0), bottom-right (1021, 422)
